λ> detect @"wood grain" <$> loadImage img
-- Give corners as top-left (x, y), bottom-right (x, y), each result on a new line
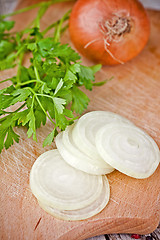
top-left (0, 1), bottom-right (160, 239)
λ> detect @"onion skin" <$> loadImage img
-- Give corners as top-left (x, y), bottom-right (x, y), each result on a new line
top-left (69, 0), bottom-right (150, 65)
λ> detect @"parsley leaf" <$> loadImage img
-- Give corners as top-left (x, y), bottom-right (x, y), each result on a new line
top-left (27, 111), bottom-right (37, 141)
top-left (0, 40), bottom-right (15, 60)
top-left (53, 97), bottom-right (66, 114)
top-left (71, 86), bottom-right (90, 114)
top-left (4, 126), bottom-right (20, 150)
top-left (0, 20), bottom-right (15, 33)
top-left (43, 128), bottom-right (57, 147)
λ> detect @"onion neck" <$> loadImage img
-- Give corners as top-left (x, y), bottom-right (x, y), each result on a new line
top-left (98, 12), bottom-right (132, 64)
top-left (100, 12), bottom-right (132, 43)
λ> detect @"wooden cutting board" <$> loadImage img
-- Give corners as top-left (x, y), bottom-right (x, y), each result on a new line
top-left (0, 1), bottom-right (160, 239)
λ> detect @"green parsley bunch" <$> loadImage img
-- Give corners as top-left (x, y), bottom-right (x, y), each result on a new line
top-left (0, 0), bottom-right (103, 153)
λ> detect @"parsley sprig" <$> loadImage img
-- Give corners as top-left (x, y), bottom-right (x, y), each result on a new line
top-left (0, 0), bottom-right (102, 153)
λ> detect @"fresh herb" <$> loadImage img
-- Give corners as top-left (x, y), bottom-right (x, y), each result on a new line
top-left (0, 0), bottom-right (103, 153)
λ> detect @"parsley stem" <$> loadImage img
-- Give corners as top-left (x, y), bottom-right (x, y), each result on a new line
top-left (15, 45), bottom-right (26, 57)
top-left (36, 93), bottom-right (54, 100)
top-left (34, 66), bottom-right (43, 92)
top-left (16, 79), bottom-right (43, 87)
top-left (54, 9), bottom-right (71, 42)
top-left (1, 2), bottom-right (47, 19)
top-left (34, 66), bottom-right (41, 82)
top-left (0, 79), bottom-right (12, 84)
top-left (35, 2), bottom-right (50, 29)
top-left (31, 95), bottom-right (35, 108)
top-left (1, 0), bottom-right (74, 19)
top-left (42, 14), bottom-right (70, 36)
top-left (16, 51), bottom-right (25, 84)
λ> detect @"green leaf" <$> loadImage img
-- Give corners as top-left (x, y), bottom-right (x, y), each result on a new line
top-left (0, 113), bottom-right (13, 126)
top-left (17, 66), bottom-right (31, 83)
top-left (11, 88), bottom-right (31, 105)
top-left (0, 94), bottom-right (14, 110)
top-left (63, 68), bottom-right (78, 90)
top-left (38, 38), bottom-right (80, 63)
top-left (28, 66), bottom-right (36, 79)
top-left (0, 113), bottom-right (20, 152)
top-left (53, 97), bottom-right (66, 114)
top-left (27, 42), bottom-right (37, 51)
top-left (78, 65), bottom-right (95, 90)
top-left (52, 43), bottom-right (80, 63)
top-left (0, 110), bottom-right (5, 116)
top-left (15, 109), bottom-right (30, 126)
top-left (30, 27), bottom-right (43, 40)
top-left (0, 85), bottom-right (15, 95)
top-left (64, 69), bottom-right (77, 85)
top-left (57, 88), bottom-right (72, 104)
top-left (4, 126), bottom-right (20, 150)
top-left (63, 109), bottom-right (74, 118)
top-left (0, 128), bottom-right (8, 153)
top-left (55, 109), bottom-right (69, 131)
top-left (40, 96), bottom-right (55, 119)
top-left (26, 109), bottom-right (37, 141)
top-left (0, 53), bottom-right (16, 70)
top-left (54, 78), bottom-right (63, 95)
top-left (32, 51), bottom-right (42, 63)
top-left (93, 80), bottom-right (109, 86)
top-left (41, 82), bottom-right (51, 94)
top-left (45, 76), bottom-right (57, 90)
top-left (43, 58), bottom-right (60, 77)
top-left (0, 20), bottom-right (15, 33)
top-left (34, 107), bottom-right (46, 128)
top-left (69, 63), bottom-right (81, 74)
top-left (71, 86), bottom-right (89, 114)
top-left (38, 37), bottom-right (54, 57)
top-left (90, 64), bottom-right (102, 74)
top-left (93, 76), bottom-right (113, 86)
top-left (0, 40), bottom-right (15, 60)
top-left (43, 128), bottom-right (57, 147)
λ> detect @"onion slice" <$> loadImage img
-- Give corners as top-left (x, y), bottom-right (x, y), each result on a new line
top-left (95, 123), bottom-right (160, 179)
top-left (55, 123), bottom-right (114, 175)
top-left (72, 111), bottom-right (133, 161)
top-left (38, 176), bottom-right (110, 221)
top-left (30, 149), bottom-right (103, 210)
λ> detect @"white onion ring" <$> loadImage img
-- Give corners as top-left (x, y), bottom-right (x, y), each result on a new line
top-left (30, 150), bottom-right (103, 210)
top-left (38, 176), bottom-right (110, 221)
top-left (72, 111), bottom-right (133, 161)
top-left (55, 124), bottom-right (114, 175)
top-left (95, 123), bottom-right (160, 178)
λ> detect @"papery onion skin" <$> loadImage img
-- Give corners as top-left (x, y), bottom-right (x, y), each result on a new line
top-left (69, 0), bottom-right (150, 65)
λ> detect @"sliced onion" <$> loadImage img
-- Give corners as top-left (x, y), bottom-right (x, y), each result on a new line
top-left (30, 149), bottom-right (103, 210)
top-left (72, 111), bottom-right (133, 161)
top-left (38, 176), bottom-right (110, 221)
top-left (55, 123), bottom-right (114, 175)
top-left (95, 123), bottom-right (160, 179)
